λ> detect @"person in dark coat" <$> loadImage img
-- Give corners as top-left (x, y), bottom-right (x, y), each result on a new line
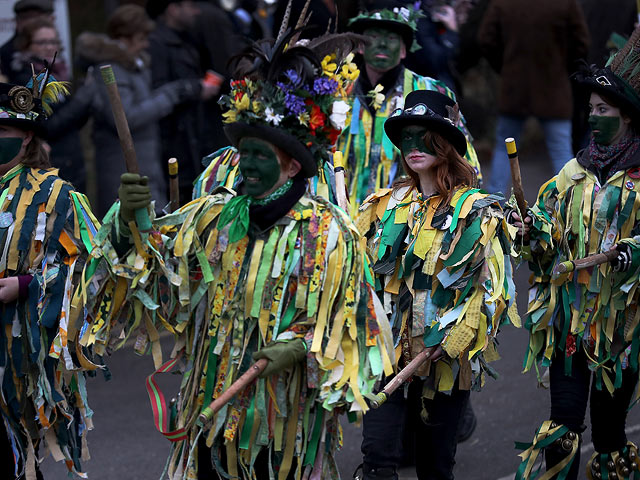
top-left (0, 0), bottom-right (54, 83)
top-left (50, 5), bottom-right (205, 216)
top-left (478, 0), bottom-right (590, 196)
top-left (146, 0), bottom-right (220, 205)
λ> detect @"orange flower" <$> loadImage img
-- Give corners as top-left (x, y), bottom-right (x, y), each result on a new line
top-left (309, 104), bottom-right (326, 131)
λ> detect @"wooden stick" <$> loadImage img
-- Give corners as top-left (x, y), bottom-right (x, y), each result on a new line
top-left (333, 151), bottom-right (349, 212)
top-left (197, 358), bottom-right (269, 426)
top-left (505, 138), bottom-right (527, 215)
top-left (168, 158), bottom-right (180, 213)
top-left (100, 64), bottom-right (152, 232)
top-left (554, 250), bottom-right (619, 275)
top-left (370, 349), bottom-right (432, 409)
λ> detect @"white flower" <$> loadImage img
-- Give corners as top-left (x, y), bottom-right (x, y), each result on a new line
top-left (373, 12), bottom-right (382, 19)
top-left (330, 100), bottom-right (351, 130)
top-left (399, 7), bottom-right (410, 21)
top-left (265, 107), bottom-right (283, 126)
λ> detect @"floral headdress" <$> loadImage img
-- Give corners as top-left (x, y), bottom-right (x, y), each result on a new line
top-left (348, 4), bottom-right (425, 53)
top-left (219, 3), bottom-right (363, 178)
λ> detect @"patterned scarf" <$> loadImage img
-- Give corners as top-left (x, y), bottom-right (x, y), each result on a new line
top-left (588, 131), bottom-right (640, 179)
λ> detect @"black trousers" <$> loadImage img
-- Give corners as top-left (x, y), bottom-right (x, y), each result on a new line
top-left (361, 377), bottom-right (470, 480)
top-left (546, 346), bottom-right (639, 479)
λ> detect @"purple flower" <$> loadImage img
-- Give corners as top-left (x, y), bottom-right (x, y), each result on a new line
top-left (284, 69), bottom-right (301, 86)
top-left (284, 92), bottom-right (306, 115)
top-left (276, 81), bottom-right (291, 93)
top-left (313, 77), bottom-right (338, 95)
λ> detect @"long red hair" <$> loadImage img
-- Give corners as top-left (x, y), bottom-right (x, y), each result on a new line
top-left (393, 131), bottom-right (477, 208)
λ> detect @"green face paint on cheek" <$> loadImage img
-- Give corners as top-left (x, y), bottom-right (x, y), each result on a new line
top-left (238, 138), bottom-right (282, 197)
top-left (400, 127), bottom-right (434, 156)
top-left (588, 115), bottom-right (621, 145)
top-left (0, 137), bottom-right (23, 165)
top-left (363, 29), bottom-right (404, 70)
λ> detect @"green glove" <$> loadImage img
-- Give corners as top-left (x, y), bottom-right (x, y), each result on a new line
top-left (252, 338), bottom-right (307, 378)
top-left (118, 173), bottom-right (151, 226)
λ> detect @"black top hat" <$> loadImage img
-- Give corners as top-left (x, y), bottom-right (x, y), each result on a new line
top-left (573, 65), bottom-right (640, 121)
top-left (349, 17), bottom-right (414, 50)
top-left (14, 0), bottom-right (53, 14)
top-left (572, 28), bottom-right (640, 121)
top-left (384, 90), bottom-right (467, 156)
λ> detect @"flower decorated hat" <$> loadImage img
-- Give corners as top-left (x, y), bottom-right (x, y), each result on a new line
top-left (572, 26), bottom-right (640, 120)
top-left (220, 2), bottom-right (363, 178)
top-left (384, 89), bottom-right (467, 156)
top-left (347, 5), bottom-right (424, 53)
top-left (0, 61), bottom-right (68, 136)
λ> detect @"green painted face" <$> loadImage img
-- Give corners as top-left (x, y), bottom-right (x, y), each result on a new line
top-left (0, 137), bottom-right (23, 165)
top-left (588, 115), bottom-right (621, 146)
top-left (400, 125), bottom-right (434, 156)
top-left (363, 28), bottom-right (405, 71)
top-left (238, 137), bottom-right (282, 197)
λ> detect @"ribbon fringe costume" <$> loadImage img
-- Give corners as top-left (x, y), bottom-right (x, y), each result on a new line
top-left (1, 164), bottom-right (99, 478)
top-left (357, 185), bottom-right (519, 395)
top-left (79, 187), bottom-right (394, 478)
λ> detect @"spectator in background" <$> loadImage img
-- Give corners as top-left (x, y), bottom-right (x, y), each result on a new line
top-left (146, 0), bottom-right (220, 204)
top-left (404, 0), bottom-right (462, 93)
top-left (0, 0), bottom-right (54, 82)
top-left (50, 4), bottom-right (207, 216)
top-left (478, 0), bottom-right (589, 196)
top-left (272, 0), bottom-right (336, 39)
top-left (10, 18), bottom-right (87, 192)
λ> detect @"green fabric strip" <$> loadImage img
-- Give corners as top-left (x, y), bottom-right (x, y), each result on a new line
top-left (303, 409), bottom-right (325, 467)
top-left (250, 228), bottom-right (280, 318)
top-left (239, 396), bottom-right (256, 450)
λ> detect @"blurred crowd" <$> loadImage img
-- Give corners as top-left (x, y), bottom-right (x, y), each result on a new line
top-left (0, 0), bottom-right (636, 216)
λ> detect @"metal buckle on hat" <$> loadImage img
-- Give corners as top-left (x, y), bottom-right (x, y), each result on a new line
top-left (595, 75), bottom-right (612, 86)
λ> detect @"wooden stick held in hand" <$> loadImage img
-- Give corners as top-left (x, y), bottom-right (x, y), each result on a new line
top-left (370, 349), bottom-right (432, 408)
top-left (553, 250), bottom-right (619, 275)
top-left (197, 358), bottom-right (269, 426)
top-left (100, 64), bottom-right (152, 232)
top-left (506, 138), bottom-right (528, 216)
top-left (168, 158), bottom-right (180, 213)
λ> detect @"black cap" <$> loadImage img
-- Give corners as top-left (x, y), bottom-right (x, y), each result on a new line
top-left (14, 0), bottom-right (54, 14)
top-left (384, 90), bottom-right (467, 156)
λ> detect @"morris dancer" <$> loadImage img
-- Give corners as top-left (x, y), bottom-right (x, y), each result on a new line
top-left (512, 27), bottom-right (640, 480)
top-left (80, 25), bottom-right (394, 480)
top-left (354, 89), bottom-right (518, 480)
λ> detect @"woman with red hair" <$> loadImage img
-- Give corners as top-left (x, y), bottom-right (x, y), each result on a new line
top-left (355, 89), bottom-right (518, 480)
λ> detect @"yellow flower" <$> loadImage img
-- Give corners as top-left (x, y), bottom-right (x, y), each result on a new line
top-left (252, 100), bottom-right (263, 114)
top-left (321, 54), bottom-right (337, 77)
top-left (369, 84), bottom-right (385, 110)
top-left (222, 109), bottom-right (237, 123)
top-left (341, 63), bottom-right (360, 81)
top-left (234, 93), bottom-right (250, 111)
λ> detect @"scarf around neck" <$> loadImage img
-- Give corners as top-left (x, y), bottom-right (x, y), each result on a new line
top-left (588, 131), bottom-right (640, 180)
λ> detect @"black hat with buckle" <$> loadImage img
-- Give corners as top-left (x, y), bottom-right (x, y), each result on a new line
top-left (384, 89), bottom-right (467, 156)
top-left (572, 27), bottom-right (640, 120)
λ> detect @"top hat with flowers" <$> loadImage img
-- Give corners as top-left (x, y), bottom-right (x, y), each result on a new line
top-left (219, 6), bottom-right (364, 178)
top-left (347, 5), bottom-right (424, 53)
top-left (572, 27), bottom-right (640, 121)
top-left (0, 59), bottom-right (68, 136)
top-left (384, 89), bottom-right (467, 156)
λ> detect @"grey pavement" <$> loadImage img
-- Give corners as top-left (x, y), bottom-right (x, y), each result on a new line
top-left (40, 148), bottom-right (640, 479)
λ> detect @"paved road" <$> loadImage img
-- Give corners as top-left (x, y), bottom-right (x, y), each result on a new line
top-left (40, 149), bottom-right (640, 479)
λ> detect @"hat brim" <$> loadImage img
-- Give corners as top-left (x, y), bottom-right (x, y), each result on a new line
top-left (384, 115), bottom-right (467, 157)
top-left (0, 117), bottom-right (45, 137)
top-left (224, 122), bottom-right (317, 178)
top-left (348, 18), bottom-right (414, 49)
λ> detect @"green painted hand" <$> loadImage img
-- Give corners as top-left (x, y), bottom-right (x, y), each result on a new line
top-left (252, 338), bottom-right (307, 378)
top-left (118, 173), bottom-right (151, 225)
